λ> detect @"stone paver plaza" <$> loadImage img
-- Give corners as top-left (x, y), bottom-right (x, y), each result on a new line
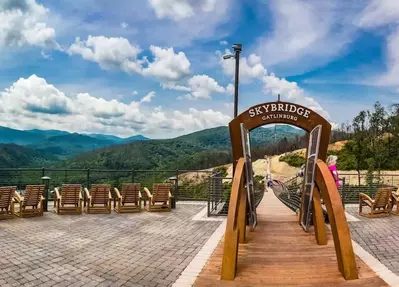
top-left (346, 206), bottom-right (399, 277)
top-left (0, 204), bottom-right (222, 287)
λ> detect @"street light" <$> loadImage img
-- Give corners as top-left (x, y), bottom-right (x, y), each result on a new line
top-left (223, 44), bottom-right (242, 118)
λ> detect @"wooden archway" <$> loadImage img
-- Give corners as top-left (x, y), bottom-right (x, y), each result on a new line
top-left (221, 100), bottom-right (358, 281)
top-left (229, 101), bottom-right (331, 169)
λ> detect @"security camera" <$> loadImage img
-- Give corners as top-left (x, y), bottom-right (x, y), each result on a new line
top-left (223, 54), bottom-right (234, 60)
top-left (232, 44), bottom-right (242, 52)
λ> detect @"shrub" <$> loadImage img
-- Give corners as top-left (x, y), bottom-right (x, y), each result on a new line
top-left (279, 153), bottom-right (305, 167)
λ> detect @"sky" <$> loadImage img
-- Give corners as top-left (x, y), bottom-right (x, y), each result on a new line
top-left (0, 0), bottom-right (398, 138)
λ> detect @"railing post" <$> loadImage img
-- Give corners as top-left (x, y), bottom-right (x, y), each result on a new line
top-left (172, 169), bottom-right (178, 209)
top-left (208, 174), bottom-right (212, 217)
top-left (341, 178), bottom-right (346, 209)
top-left (85, 168), bottom-right (90, 207)
top-left (131, 169), bottom-right (135, 183)
top-left (42, 167), bottom-right (45, 177)
top-left (41, 176), bottom-right (51, 212)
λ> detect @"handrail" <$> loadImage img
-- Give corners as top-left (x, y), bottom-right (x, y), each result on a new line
top-left (225, 158), bottom-right (245, 232)
top-left (221, 157), bottom-right (245, 280)
top-left (315, 159), bottom-right (358, 280)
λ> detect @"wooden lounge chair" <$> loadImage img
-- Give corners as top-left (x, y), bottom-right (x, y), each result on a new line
top-left (359, 187), bottom-right (394, 218)
top-left (84, 184), bottom-right (111, 214)
top-left (14, 185), bottom-right (45, 218)
top-left (114, 183), bottom-right (142, 213)
top-left (144, 184), bottom-right (173, 212)
top-left (391, 189), bottom-right (399, 215)
top-left (54, 184), bottom-right (83, 215)
top-left (0, 186), bottom-right (16, 219)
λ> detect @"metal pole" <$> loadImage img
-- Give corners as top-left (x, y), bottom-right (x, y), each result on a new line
top-left (234, 48), bottom-right (240, 118)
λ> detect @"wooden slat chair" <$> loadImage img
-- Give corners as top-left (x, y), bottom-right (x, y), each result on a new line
top-left (14, 185), bottom-right (45, 218)
top-left (0, 186), bottom-right (16, 219)
top-left (359, 187), bottom-right (394, 218)
top-left (54, 184), bottom-right (83, 215)
top-left (391, 188), bottom-right (399, 215)
top-left (144, 184), bottom-right (173, 212)
top-left (114, 183), bottom-right (142, 213)
top-left (84, 184), bottom-right (111, 214)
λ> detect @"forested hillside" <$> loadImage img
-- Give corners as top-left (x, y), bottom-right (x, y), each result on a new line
top-left (280, 102), bottom-right (399, 172)
top-left (61, 126), bottom-right (304, 170)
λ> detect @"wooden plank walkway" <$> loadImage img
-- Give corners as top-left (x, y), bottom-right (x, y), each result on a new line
top-left (194, 191), bottom-right (388, 286)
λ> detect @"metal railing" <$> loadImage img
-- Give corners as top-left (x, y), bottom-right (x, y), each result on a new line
top-left (273, 176), bottom-right (302, 212)
top-left (207, 173), bottom-right (266, 217)
top-left (339, 173), bottom-right (399, 204)
top-left (0, 168), bottom-right (213, 202)
top-left (208, 174), bottom-right (233, 216)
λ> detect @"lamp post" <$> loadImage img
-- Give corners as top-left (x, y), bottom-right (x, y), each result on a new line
top-left (223, 44), bottom-right (242, 118)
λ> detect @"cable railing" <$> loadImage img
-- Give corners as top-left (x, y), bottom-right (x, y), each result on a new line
top-left (272, 177), bottom-right (302, 212)
top-left (0, 168), bottom-right (213, 202)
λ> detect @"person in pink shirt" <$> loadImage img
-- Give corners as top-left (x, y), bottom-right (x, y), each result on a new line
top-left (327, 155), bottom-right (340, 188)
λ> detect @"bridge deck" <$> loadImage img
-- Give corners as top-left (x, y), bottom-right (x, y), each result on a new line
top-left (194, 191), bottom-right (388, 286)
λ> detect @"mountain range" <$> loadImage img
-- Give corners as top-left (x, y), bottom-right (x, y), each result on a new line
top-left (0, 125), bottom-right (304, 169)
top-left (0, 126), bottom-right (149, 158)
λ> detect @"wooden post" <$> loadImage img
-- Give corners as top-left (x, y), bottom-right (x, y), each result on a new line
top-left (312, 187), bottom-right (327, 245)
top-left (237, 185), bottom-right (247, 243)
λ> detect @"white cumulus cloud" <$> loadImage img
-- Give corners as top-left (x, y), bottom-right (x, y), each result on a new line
top-left (0, 75), bottom-right (230, 138)
top-left (217, 51), bottom-right (330, 118)
top-left (142, 46), bottom-right (191, 81)
top-left (163, 74), bottom-right (231, 100)
top-left (0, 0), bottom-right (58, 48)
top-left (67, 36), bottom-right (143, 73)
top-left (148, 0), bottom-right (217, 21)
top-left (68, 36), bottom-right (191, 82)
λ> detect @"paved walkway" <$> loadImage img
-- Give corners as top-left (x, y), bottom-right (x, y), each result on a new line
top-left (194, 192), bottom-right (387, 286)
top-left (0, 204), bottom-right (222, 287)
top-left (346, 205), bottom-right (399, 276)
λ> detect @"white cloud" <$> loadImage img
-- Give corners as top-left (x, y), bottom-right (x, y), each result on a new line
top-left (218, 50), bottom-right (266, 82)
top-left (0, 75), bottom-right (75, 115)
top-left (356, 0), bottom-right (399, 28)
top-left (262, 73), bottom-right (329, 119)
top-left (140, 91), bottom-right (156, 103)
top-left (68, 37), bottom-right (191, 82)
top-left (377, 28), bottom-right (399, 86)
top-left (220, 40), bottom-right (228, 45)
top-left (355, 1), bottom-right (399, 87)
top-left (120, 22), bottom-right (129, 29)
top-left (67, 36), bottom-right (143, 73)
top-left (148, 0), bottom-right (217, 21)
top-left (0, 75), bottom-right (229, 138)
top-left (253, 0), bottom-right (356, 74)
top-left (218, 52), bottom-right (330, 118)
top-left (161, 82), bottom-right (191, 92)
top-left (0, 0), bottom-right (58, 48)
top-left (41, 50), bottom-right (52, 60)
top-left (132, 90), bottom-right (138, 95)
top-left (163, 74), bottom-right (231, 100)
top-left (142, 46), bottom-right (191, 81)
top-left (185, 75), bottom-right (226, 100)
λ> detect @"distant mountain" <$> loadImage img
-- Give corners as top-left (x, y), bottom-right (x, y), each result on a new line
top-left (32, 133), bottom-right (116, 157)
top-left (0, 125), bottom-right (304, 168)
top-left (88, 133), bottom-right (150, 143)
top-left (122, 135), bottom-right (150, 142)
top-left (0, 126), bottom-right (150, 158)
top-left (0, 126), bottom-right (44, 145)
top-left (26, 129), bottom-right (70, 138)
top-left (61, 125), bottom-right (305, 171)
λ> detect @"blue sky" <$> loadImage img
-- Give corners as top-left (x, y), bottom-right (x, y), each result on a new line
top-left (0, 0), bottom-right (398, 138)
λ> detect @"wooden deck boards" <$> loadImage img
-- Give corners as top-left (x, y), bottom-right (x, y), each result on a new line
top-left (194, 191), bottom-right (388, 286)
